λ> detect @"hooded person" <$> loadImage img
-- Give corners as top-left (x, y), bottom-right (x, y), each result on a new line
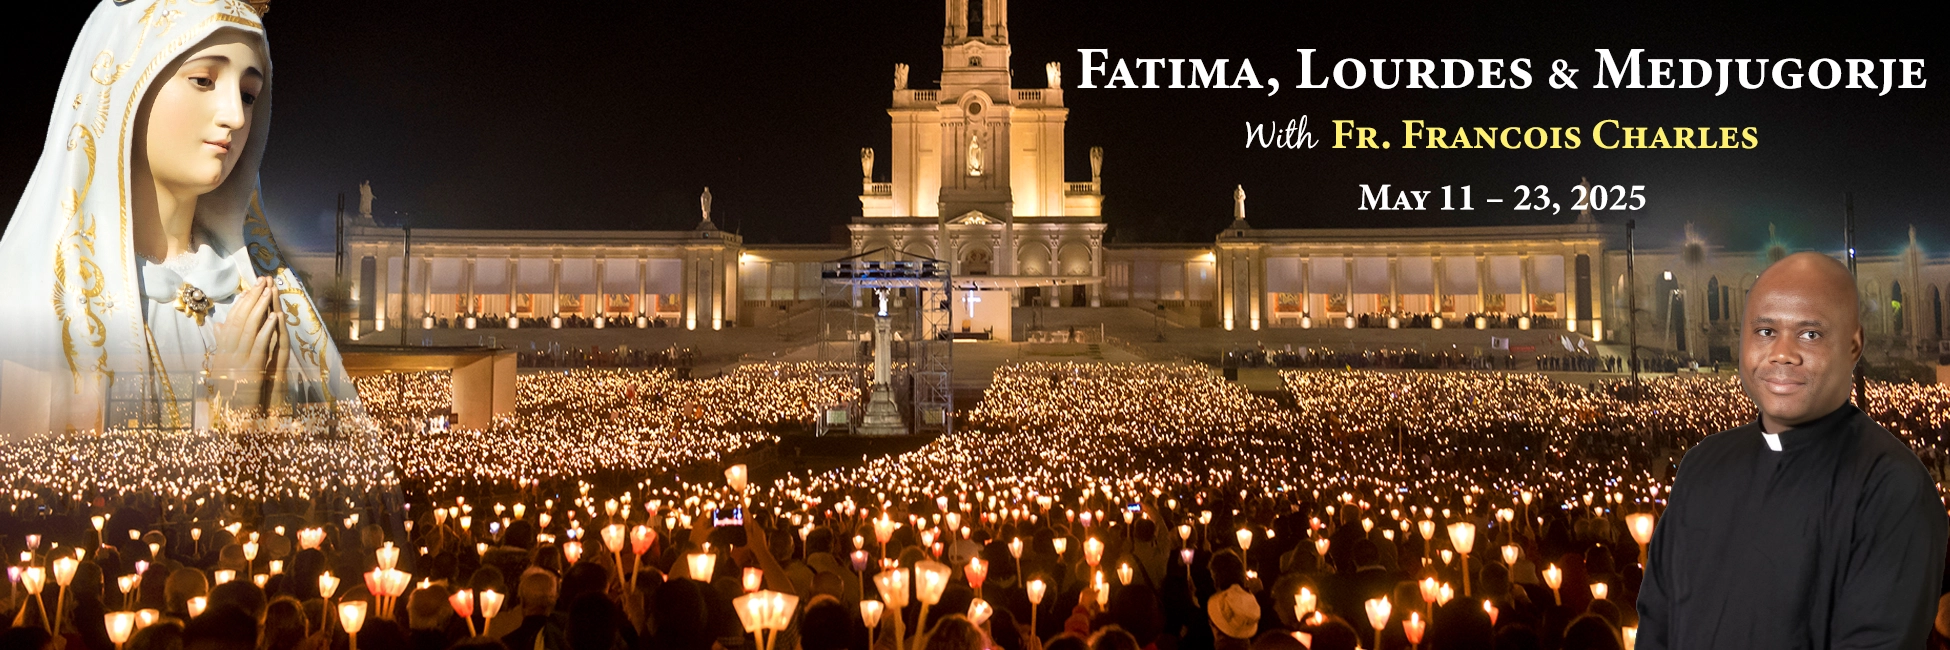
top-left (0, 0), bottom-right (364, 436)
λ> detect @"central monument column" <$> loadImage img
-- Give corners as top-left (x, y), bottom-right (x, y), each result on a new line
top-left (859, 288), bottom-right (907, 435)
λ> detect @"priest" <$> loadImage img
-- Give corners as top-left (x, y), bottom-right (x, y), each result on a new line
top-left (1636, 251), bottom-right (1947, 649)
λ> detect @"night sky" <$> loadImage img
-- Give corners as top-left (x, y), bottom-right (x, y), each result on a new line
top-left (2, 2), bottom-right (1943, 256)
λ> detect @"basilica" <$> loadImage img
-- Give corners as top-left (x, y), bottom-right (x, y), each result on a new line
top-left (319, 0), bottom-right (1948, 365)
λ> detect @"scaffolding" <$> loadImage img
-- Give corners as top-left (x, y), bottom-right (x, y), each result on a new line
top-left (816, 248), bottom-right (953, 436)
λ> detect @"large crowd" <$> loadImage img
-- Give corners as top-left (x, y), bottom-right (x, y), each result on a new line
top-left (515, 346), bottom-right (696, 370)
top-left (1332, 313), bottom-right (1560, 332)
top-left (3, 362), bottom-right (1948, 650)
top-left (419, 315), bottom-right (687, 330)
top-left (1231, 348), bottom-right (1516, 371)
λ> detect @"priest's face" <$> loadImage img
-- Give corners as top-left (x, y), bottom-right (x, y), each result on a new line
top-left (1739, 252), bottom-right (1863, 432)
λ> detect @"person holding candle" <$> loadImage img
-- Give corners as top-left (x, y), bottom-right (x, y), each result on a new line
top-left (1635, 252), bottom-right (1949, 650)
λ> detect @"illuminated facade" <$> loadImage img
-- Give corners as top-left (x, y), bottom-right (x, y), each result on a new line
top-left (338, 213), bottom-right (741, 335)
top-left (316, 1), bottom-right (1950, 361)
top-left (846, 0), bottom-right (1107, 313)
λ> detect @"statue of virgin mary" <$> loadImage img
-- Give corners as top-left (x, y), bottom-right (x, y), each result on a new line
top-left (0, 0), bottom-right (361, 437)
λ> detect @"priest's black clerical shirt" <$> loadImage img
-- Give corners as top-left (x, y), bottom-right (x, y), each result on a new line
top-left (1636, 402), bottom-right (1947, 649)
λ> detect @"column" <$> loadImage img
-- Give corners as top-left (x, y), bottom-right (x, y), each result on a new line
top-left (348, 249), bottom-right (365, 333)
top-left (714, 250), bottom-right (728, 329)
top-left (1432, 255), bottom-right (1445, 316)
top-left (1001, 218), bottom-right (1016, 277)
top-left (684, 251), bottom-right (698, 330)
top-left (1584, 250), bottom-right (1603, 338)
top-left (463, 256), bottom-right (477, 315)
top-left (372, 247), bottom-right (388, 331)
top-left (549, 257), bottom-right (562, 315)
top-left (1300, 255), bottom-right (1311, 317)
top-left (1089, 239), bottom-right (1103, 307)
top-left (1182, 258), bottom-right (1193, 309)
top-left (1563, 248), bottom-right (1578, 328)
top-left (762, 256), bottom-right (776, 308)
top-left (419, 256), bottom-right (432, 320)
top-left (1342, 256), bottom-right (1354, 317)
top-left (1248, 248), bottom-right (1262, 330)
top-left (1475, 254), bottom-right (1488, 312)
top-left (1048, 237), bottom-right (1061, 308)
top-left (505, 256), bottom-right (516, 318)
top-left (722, 249), bottom-right (737, 326)
top-left (1519, 253), bottom-right (1532, 315)
top-left (637, 256), bottom-right (648, 318)
top-left (592, 256), bottom-right (605, 319)
top-left (1387, 255), bottom-right (1400, 314)
top-left (1219, 249), bottom-right (1233, 330)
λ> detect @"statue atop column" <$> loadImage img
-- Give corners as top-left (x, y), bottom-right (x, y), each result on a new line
top-left (1046, 62), bottom-right (1061, 89)
top-left (858, 287), bottom-right (907, 436)
top-left (1230, 184), bottom-right (1251, 229)
top-left (697, 187), bottom-right (715, 231)
top-left (1576, 177), bottom-right (1595, 224)
top-left (358, 180), bottom-right (376, 221)
top-left (1089, 146), bottom-right (1103, 185)
top-left (895, 63), bottom-right (910, 90)
top-left (860, 148), bottom-right (875, 182)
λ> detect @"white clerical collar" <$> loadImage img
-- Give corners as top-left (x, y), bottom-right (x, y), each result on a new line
top-left (1761, 431), bottom-right (1783, 452)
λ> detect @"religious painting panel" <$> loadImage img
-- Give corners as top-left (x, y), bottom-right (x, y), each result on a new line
top-left (1274, 292), bottom-right (1303, 313)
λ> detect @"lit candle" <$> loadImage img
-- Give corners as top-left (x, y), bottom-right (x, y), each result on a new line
top-left (1447, 521), bottom-right (1476, 596)
top-left (1626, 512), bottom-right (1656, 566)
top-left (478, 589), bottom-right (505, 625)
top-left (687, 552), bottom-right (716, 580)
top-left (743, 567), bottom-right (764, 593)
top-left (1364, 596), bottom-right (1392, 650)
top-left (967, 598), bottom-right (993, 626)
top-left (965, 557), bottom-right (987, 590)
top-left (105, 612), bottom-right (135, 650)
top-left (339, 601), bottom-right (367, 650)
top-left (1403, 611), bottom-right (1426, 647)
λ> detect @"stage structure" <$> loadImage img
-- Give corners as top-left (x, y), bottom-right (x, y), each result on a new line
top-left (817, 249), bottom-right (953, 436)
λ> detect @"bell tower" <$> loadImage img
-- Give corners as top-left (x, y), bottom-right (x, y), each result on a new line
top-left (864, 0), bottom-right (1100, 298)
top-left (935, 0), bottom-right (1016, 232)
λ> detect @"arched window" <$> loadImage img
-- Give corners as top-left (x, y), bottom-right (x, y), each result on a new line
top-left (1707, 276), bottom-right (1722, 321)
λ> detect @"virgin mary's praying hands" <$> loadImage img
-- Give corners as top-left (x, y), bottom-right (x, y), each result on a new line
top-left (211, 275), bottom-right (288, 405)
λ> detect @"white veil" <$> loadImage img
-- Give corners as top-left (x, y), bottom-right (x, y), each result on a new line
top-left (0, 0), bottom-right (360, 437)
